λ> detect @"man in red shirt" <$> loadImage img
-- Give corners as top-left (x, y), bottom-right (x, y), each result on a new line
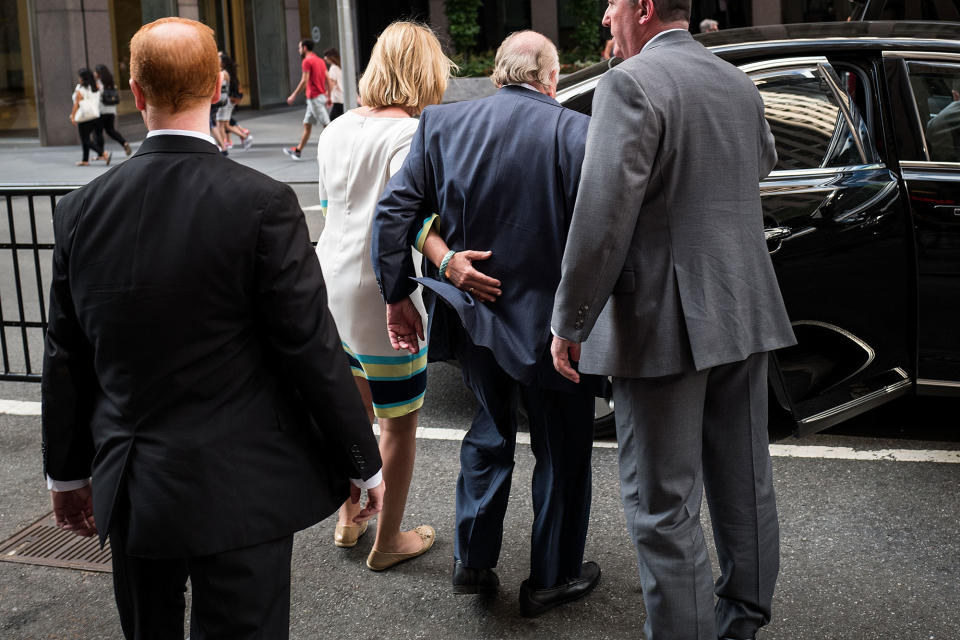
top-left (284, 39), bottom-right (329, 160)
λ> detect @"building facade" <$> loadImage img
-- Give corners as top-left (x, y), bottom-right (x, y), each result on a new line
top-left (2, 0), bottom-right (331, 145)
top-left (1, 0), bottom-right (855, 145)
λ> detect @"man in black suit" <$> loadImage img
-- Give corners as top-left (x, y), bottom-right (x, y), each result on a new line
top-left (41, 17), bottom-right (383, 640)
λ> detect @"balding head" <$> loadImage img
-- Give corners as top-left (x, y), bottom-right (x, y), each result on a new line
top-left (490, 31), bottom-right (559, 94)
top-left (130, 17), bottom-right (219, 114)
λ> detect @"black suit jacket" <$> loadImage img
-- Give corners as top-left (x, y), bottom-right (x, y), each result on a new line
top-left (41, 134), bottom-right (381, 558)
top-left (373, 86), bottom-right (596, 393)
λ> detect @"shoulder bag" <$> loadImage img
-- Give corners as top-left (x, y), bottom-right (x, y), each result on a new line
top-left (74, 86), bottom-right (101, 123)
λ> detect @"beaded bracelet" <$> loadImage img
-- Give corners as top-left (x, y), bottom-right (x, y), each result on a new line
top-left (438, 250), bottom-right (456, 282)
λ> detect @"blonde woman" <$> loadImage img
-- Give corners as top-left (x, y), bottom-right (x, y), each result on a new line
top-left (315, 21), bottom-right (452, 571)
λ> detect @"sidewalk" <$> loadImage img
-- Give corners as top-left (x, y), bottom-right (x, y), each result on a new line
top-left (0, 106), bottom-right (323, 186)
top-left (0, 78), bottom-right (499, 188)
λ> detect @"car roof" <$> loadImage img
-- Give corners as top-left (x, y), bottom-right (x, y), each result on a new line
top-left (558, 21), bottom-right (960, 94)
top-left (697, 20), bottom-right (960, 62)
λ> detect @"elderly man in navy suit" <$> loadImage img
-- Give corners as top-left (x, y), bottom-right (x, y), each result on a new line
top-left (373, 31), bottom-right (600, 617)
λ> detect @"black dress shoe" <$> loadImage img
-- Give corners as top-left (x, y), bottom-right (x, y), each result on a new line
top-left (518, 561), bottom-right (601, 617)
top-left (452, 560), bottom-right (500, 594)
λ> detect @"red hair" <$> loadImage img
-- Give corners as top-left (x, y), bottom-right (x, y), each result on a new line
top-left (130, 17), bottom-right (220, 113)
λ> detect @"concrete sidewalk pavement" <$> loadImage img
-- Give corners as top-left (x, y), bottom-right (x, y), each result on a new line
top-left (0, 78), bottom-right (500, 188)
top-left (0, 105), bottom-right (324, 186)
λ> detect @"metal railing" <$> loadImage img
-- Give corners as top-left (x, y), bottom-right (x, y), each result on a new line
top-left (0, 186), bottom-right (78, 381)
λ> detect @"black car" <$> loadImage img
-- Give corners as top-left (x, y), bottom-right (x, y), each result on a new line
top-left (557, 21), bottom-right (960, 437)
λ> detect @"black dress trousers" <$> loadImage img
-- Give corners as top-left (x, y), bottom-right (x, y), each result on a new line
top-left (111, 525), bottom-right (295, 640)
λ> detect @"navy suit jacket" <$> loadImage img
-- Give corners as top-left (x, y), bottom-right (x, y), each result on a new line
top-left (373, 86), bottom-right (593, 391)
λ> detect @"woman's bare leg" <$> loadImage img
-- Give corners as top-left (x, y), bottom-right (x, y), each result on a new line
top-left (210, 122), bottom-right (226, 149)
top-left (216, 121), bottom-right (229, 148)
top-left (370, 409), bottom-right (423, 553)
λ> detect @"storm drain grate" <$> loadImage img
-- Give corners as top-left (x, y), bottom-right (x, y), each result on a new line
top-left (0, 511), bottom-right (112, 572)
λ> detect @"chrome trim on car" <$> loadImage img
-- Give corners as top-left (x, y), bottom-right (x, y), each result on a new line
top-left (738, 56), bottom-right (828, 73)
top-left (916, 379), bottom-right (960, 397)
top-left (883, 50), bottom-right (960, 61)
top-left (786, 226), bottom-right (815, 241)
top-left (793, 320), bottom-right (877, 370)
top-left (761, 184), bottom-right (838, 197)
top-left (764, 164), bottom-right (885, 179)
top-left (901, 160), bottom-right (960, 172)
top-left (799, 370), bottom-right (911, 429)
top-left (555, 77), bottom-right (602, 104)
top-left (917, 379), bottom-right (960, 388)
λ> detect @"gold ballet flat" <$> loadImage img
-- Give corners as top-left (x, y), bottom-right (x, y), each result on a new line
top-left (334, 521), bottom-right (369, 548)
top-left (365, 525), bottom-right (436, 571)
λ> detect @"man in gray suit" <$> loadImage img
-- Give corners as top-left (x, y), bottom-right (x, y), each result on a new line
top-left (550, 1), bottom-right (796, 639)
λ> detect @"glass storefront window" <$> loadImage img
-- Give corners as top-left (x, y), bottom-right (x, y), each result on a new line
top-left (199, 0), bottom-right (251, 107)
top-left (109, 0), bottom-right (142, 116)
top-left (0, 0), bottom-right (37, 136)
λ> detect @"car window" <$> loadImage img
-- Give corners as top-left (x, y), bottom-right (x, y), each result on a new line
top-left (906, 61), bottom-right (960, 163)
top-left (751, 65), bottom-right (865, 171)
top-left (834, 65), bottom-right (879, 162)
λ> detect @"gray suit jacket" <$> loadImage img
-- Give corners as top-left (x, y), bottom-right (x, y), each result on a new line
top-left (552, 30), bottom-right (796, 378)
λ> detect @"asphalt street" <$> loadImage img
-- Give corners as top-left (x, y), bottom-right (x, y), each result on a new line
top-left (1, 107), bottom-right (959, 639)
top-left (1, 371), bottom-right (959, 639)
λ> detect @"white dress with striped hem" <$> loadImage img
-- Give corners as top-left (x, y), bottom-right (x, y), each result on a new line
top-left (315, 111), bottom-right (431, 418)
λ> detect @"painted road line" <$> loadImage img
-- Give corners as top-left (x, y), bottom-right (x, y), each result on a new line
top-left (0, 400), bottom-right (41, 415)
top-left (768, 443), bottom-right (960, 463)
top-left (374, 425), bottom-right (960, 464)
top-left (7, 403), bottom-right (958, 463)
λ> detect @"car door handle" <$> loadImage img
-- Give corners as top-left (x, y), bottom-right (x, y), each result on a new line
top-left (764, 226), bottom-right (792, 242)
top-left (764, 226), bottom-right (793, 255)
top-left (933, 205), bottom-right (960, 216)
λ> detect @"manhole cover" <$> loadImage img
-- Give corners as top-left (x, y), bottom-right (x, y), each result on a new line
top-left (0, 512), bottom-right (111, 572)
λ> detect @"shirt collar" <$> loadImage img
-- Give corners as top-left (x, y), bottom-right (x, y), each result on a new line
top-left (642, 28), bottom-right (688, 52)
top-left (507, 83), bottom-right (541, 94)
top-left (147, 129), bottom-right (218, 147)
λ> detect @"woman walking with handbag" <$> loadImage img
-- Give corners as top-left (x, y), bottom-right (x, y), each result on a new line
top-left (70, 68), bottom-right (110, 166)
top-left (94, 64), bottom-right (131, 156)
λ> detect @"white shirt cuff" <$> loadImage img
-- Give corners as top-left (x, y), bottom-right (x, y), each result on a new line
top-left (550, 326), bottom-right (577, 342)
top-left (47, 475), bottom-right (90, 492)
top-left (350, 469), bottom-right (383, 490)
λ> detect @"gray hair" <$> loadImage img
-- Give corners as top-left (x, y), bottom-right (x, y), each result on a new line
top-left (490, 31), bottom-right (559, 89)
top-left (699, 18), bottom-right (719, 32)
